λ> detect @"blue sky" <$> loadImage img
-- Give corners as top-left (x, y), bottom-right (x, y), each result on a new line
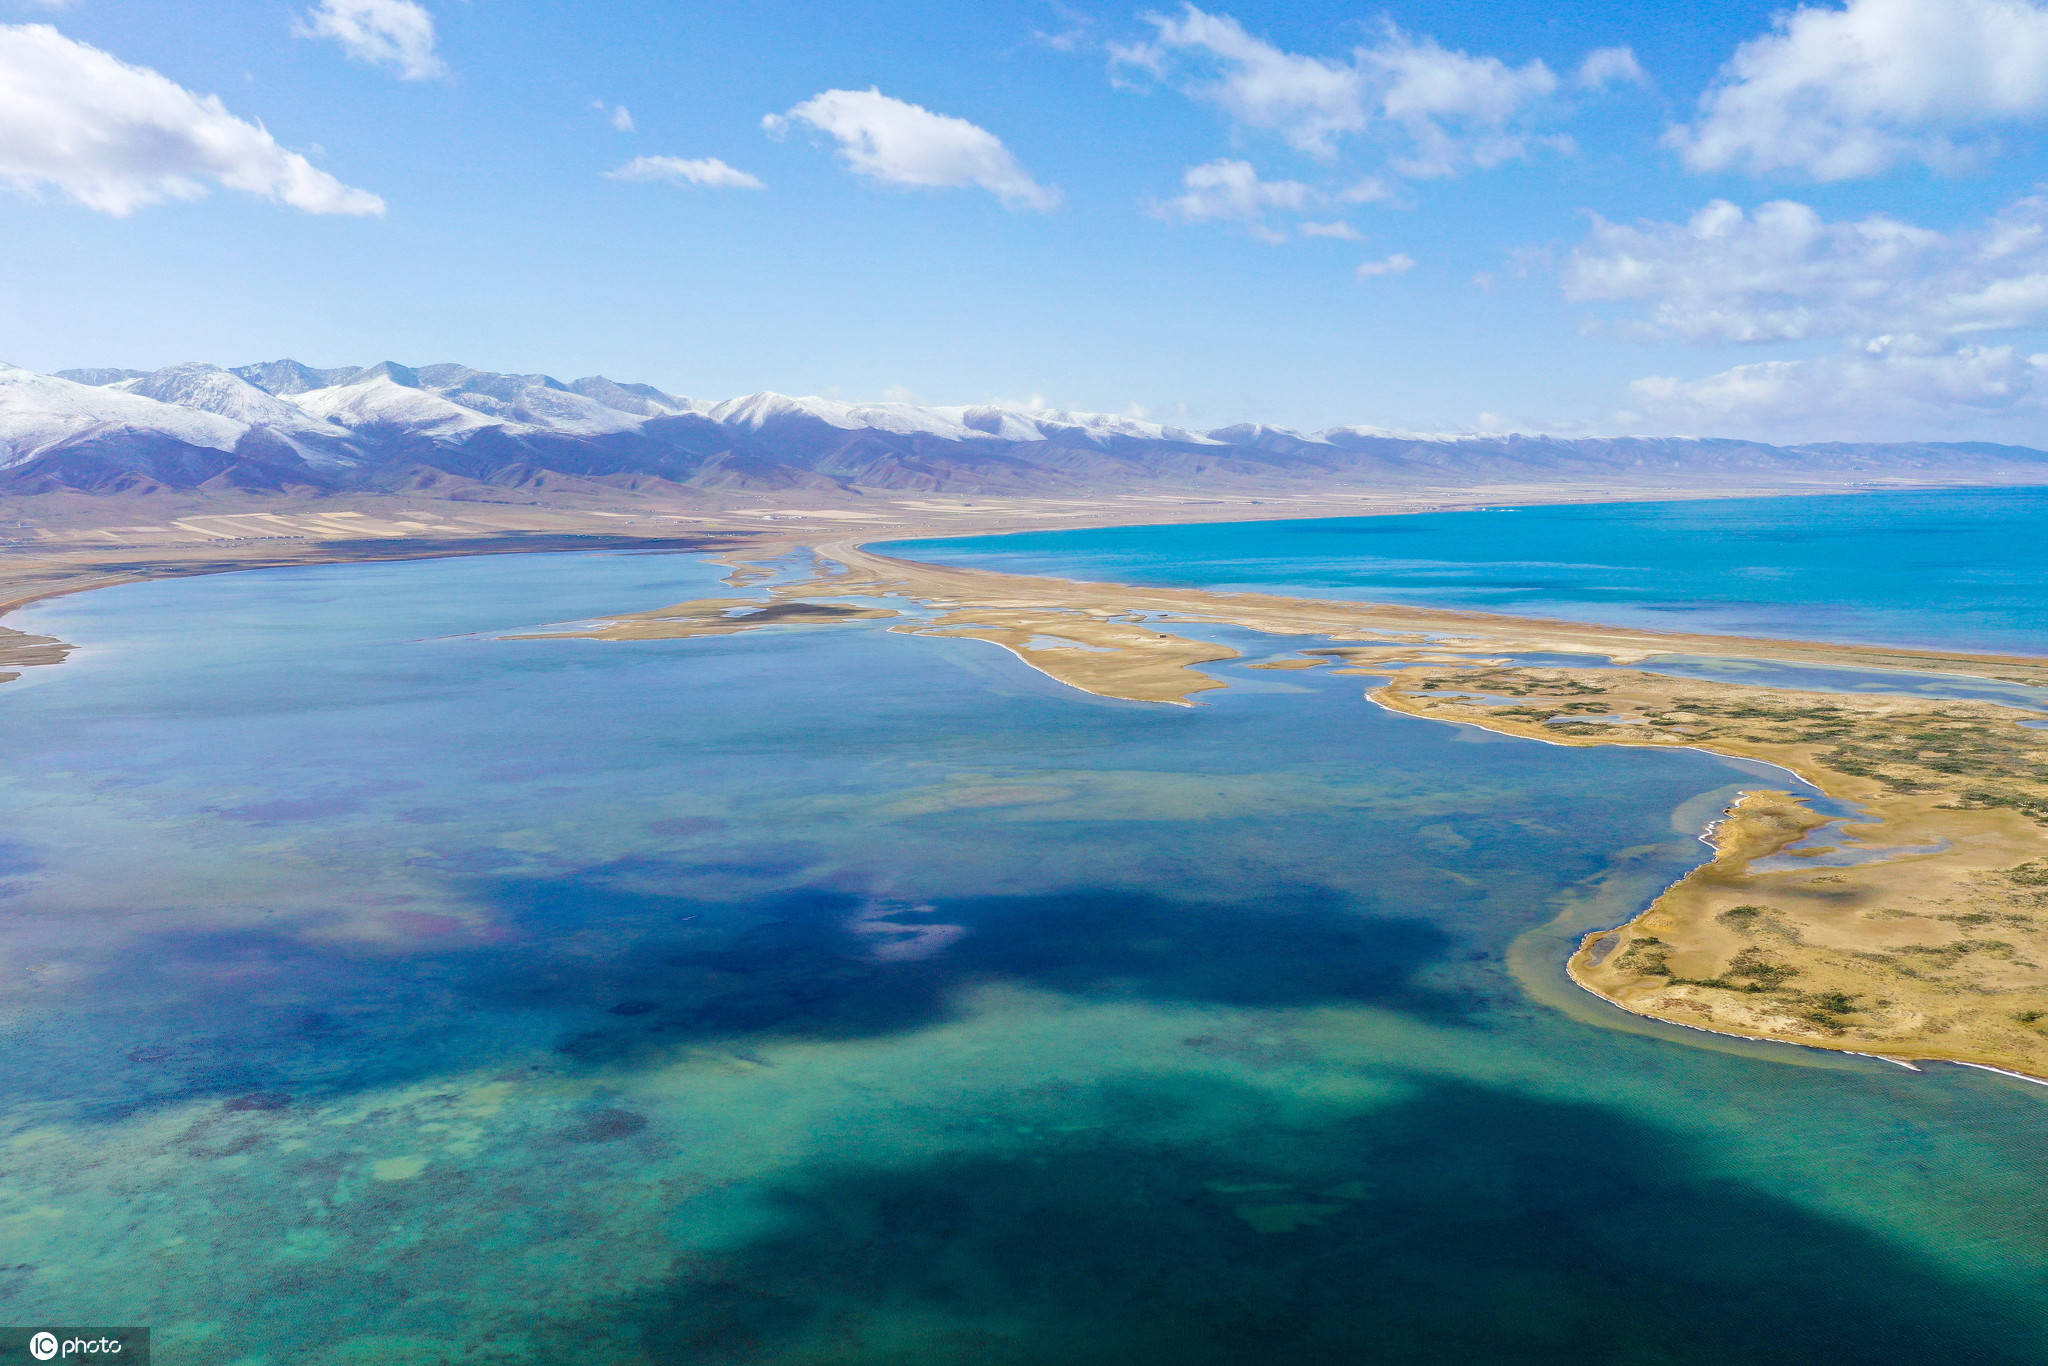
top-left (4, 0), bottom-right (2048, 441)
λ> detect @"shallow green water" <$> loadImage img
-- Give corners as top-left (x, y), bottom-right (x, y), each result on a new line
top-left (0, 551), bottom-right (2043, 1364)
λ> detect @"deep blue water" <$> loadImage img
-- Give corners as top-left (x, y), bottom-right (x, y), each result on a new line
top-left (0, 548), bottom-right (2043, 1363)
top-left (885, 486), bottom-right (2048, 656)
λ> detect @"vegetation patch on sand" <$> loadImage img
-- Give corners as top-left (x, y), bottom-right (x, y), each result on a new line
top-left (593, 542), bottom-right (2047, 1080)
top-left (1365, 668), bottom-right (2048, 1078)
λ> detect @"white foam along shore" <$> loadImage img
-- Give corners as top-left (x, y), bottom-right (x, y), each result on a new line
top-left (1954, 1061), bottom-right (2048, 1087)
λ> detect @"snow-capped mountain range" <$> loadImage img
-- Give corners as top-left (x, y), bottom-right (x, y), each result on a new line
top-left (4, 359), bottom-right (2045, 497)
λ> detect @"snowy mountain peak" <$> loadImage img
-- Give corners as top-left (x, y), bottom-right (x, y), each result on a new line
top-left (26, 362), bottom-right (1251, 452)
top-left (568, 375), bottom-right (694, 418)
top-left (118, 364), bottom-right (348, 434)
top-left (699, 392), bottom-right (1226, 447)
top-left (231, 360), bottom-right (357, 396)
top-left (703, 392), bottom-right (862, 430)
top-left (403, 365), bottom-right (649, 436)
top-left (5, 357), bottom-right (2044, 496)
top-left (352, 361), bottom-right (423, 389)
top-left (54, 367), bottom-right (150, 388)
top-left (0, 363), bottom-right (249, 468)
top-left (285, 371), bottom-right (504, 438)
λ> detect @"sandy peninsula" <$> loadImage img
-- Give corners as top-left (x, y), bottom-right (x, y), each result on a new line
top-left (528, 537), bottom-right (2048, 1081)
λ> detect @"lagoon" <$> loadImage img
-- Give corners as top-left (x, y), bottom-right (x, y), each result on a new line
top-left (0, 546), bottom-right (2043, 1363)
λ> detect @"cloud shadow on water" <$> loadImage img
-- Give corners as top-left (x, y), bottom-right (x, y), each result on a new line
top-left (24, 861), bottom-right (1468, 1121)
top-left (473, 867), bottom-right (1471, 1070)
top-left (532, 1072), bottom-right (2044, 1366)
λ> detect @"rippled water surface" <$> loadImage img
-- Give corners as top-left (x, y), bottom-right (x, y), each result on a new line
top-left (1, 549), bottom-right (2044, 1364)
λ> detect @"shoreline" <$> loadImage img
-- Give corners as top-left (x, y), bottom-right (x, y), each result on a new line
top-left (6, 486), bottom-right (2047, 1084)
top-left (532, 542), bottom-right (2048, 1091)
top-left (829, 540), bottom-right (2048, 684)
top-left (6, 477), bottom-right (2030, 671)
top-left (0, 531), bottom-right (751, 683)
top-left (467, 518), bottom-right (2047, 1080)
top-left (761, 536), bottom-right (2048, 1083)
top-left (0, 530), bottom-right (750, 624)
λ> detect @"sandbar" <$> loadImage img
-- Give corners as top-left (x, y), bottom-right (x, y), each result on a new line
top-left (595, 537), bottom-right (2048, 1081)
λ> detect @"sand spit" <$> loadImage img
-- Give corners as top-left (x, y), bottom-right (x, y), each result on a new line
top-left (1371, 669), bottom-right (2048, 1081)
top-left (507, 597), bottom-right (900, 642)
top-left (0, 624), bottom-right (68, 685)
top-left (569, 539), bottom-right (2046, 1081)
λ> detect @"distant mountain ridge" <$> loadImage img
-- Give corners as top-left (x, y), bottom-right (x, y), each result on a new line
top-left (2, 358), bottom-right (2043, 499)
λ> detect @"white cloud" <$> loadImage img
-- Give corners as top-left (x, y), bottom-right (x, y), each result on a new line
top-left (1573, 190), bottom-right (2048, 439)
top-left (0, 23), bottom-right (384, 216)
top-left (1627, 340), bottom-right (2048, 441)
top-left (1576, 46), bottom-right (1647, 91)
top-left (610, 104), bottom-right (634, 133)
top-left (764, 88), bottom-right (1060, 211)
top-left (605, 155), bottom-right (764, 190)
top-left (1112, 6), bottom-right (1589, 176)
top-left (1154, 157), bottom-right (1312, 225)
top-left (1378, 32), bottom-right (1565, 178)
top-left (1374, 31), bottom-right (1556, 138)
top-left (1150, 162), bottom-right (1391, 243)
top-left (1564, 195), bottom-right (2048, 342)
top-left (1669, 0), bottom-right (2048, 179)
top-left (297, 0), bottom-right (445, 81)
top-left (1111, 6), bottom-right (1369, 157)
top-left (1356, 251), bottom-right (1415, 279)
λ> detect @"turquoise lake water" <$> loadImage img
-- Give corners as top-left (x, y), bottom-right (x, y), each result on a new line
top-left (885, 485), bottom-right (2048, 656)
top-left (0, 534), bottom-right (2043, 1363)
